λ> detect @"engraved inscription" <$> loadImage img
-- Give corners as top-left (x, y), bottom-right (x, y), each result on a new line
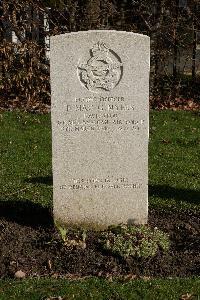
top-left (56, 95), bottom-right (145, 133)
top-left (57, 117), bottom-right (144, 133)
top-left (78, 42), bottom-right (123, 92)
top-left (60, 177), bottom-right (142, 191)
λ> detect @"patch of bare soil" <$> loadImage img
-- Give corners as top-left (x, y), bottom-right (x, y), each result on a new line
top-left (0, 202), bottom-right (199, 279)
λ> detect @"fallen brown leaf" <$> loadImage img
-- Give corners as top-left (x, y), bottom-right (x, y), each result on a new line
top-left (180, 293), bottom-right (195, 300)
top-left (14, 270), bottom-right (26, 279)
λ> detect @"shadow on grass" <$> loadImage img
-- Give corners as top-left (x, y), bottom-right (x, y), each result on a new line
top-left (149, 184), bottom-right (200, 205)
top-left (25, 176), bottom-right (53, 185)
top-left (0, 198), bottom-right (53, 227)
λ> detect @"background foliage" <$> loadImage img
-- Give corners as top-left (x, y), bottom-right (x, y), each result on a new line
top-left (1, 0), bottom-right (200, 111)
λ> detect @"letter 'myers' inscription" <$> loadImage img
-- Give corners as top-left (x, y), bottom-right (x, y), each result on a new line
top-left (78, 42), bottom-right (123, 92)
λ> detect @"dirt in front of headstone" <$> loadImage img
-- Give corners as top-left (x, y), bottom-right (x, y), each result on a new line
top-left (0, 207), bottom-right (199, 279)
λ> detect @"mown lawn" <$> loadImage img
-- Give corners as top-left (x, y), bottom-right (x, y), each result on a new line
top-left (0, 277), bottom-right (199, 300)
top-left (0, 110), bottom-right (199, 299)
top-left (149, 110), bottom-right (200, 211)
top-left (0, 112), bottom-right (52, 207)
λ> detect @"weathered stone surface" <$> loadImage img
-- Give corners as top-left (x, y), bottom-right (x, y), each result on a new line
top-left (51, 30), bottom-right (150, 229)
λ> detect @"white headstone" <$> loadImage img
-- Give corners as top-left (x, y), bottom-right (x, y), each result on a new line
top-left (51, 30), bottom-right (150, 229)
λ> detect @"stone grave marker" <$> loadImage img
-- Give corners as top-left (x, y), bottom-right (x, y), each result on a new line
top-left (50, 30), bottom-right (150, 229)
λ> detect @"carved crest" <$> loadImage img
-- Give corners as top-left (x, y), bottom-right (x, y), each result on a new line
top-left (78, 42), bottom-right (123, 92)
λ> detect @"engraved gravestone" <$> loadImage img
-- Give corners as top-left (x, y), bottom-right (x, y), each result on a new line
top-left (51, 30), bottom-right (150, 229)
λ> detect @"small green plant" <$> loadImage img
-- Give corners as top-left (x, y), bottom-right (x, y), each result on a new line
top-left (56, 224), bottom-right (68, 242)
top-left (99, 224), bottom-right (169, 259)
top-left (56, 223), bottom-right (87, 249)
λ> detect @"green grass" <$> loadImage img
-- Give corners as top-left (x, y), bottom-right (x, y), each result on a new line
top-left (0, 112), bottom-right (52, 208)
top-left (0, 110), bottom-right (199, 299)
top-left (0, 277), bottom-right (199, 300)
top-left (149, 110), bottom-right (200, 211)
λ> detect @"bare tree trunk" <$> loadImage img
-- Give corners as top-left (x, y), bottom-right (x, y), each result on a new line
top-left (171, 0), bottom-right (179, 99)
top-left (173, 0), bottom-right (179, 82)
top-left (0, 5), bottom-right (4, 80)
top-left (68, 0), bottom-right (78, 31)
top-left (85, 0), bottom-right (101, 29)
top-left (192, 3), bottom-right (197, 84)
top-left (153, 0), bottom-right (164, 97)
